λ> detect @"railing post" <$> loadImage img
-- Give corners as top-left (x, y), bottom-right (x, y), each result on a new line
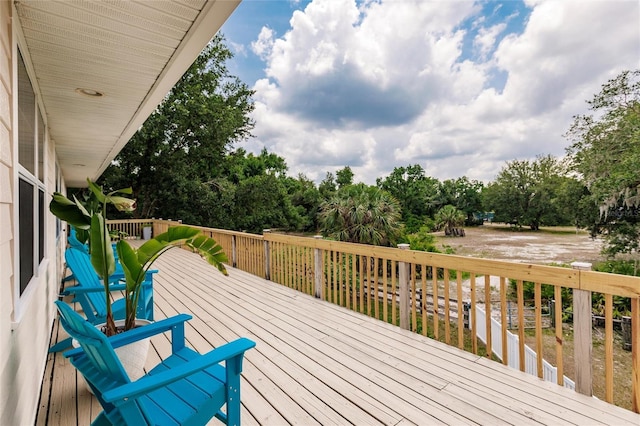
top-left (572, 261), bottom-right (592, 397)
top-left (398, 243), bottom-right (410, 330)
top-left (314, 236), bottom-right (323, 299)
top-left (631, 297), bottom-right (640, 413)
top-left (263, 229), bottom-right (271, 280)
top-left (231, 235), bottom-right (237, 268)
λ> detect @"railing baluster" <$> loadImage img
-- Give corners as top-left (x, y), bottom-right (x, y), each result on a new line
top-left (485, 275), bottom-right (492, 360)
top-left (383, 259), bottom-right (389, 322)
top-left (433, 266), bottom-right (440, 341)
top-left (444, 269), bottom-right (450, 344)
top-left (359, 254), bottom-right (364, 313)
top-left (391, 260), bottom-right (397, 324)
top-left (554, 285), bottom-right (564, 386)
top-left (500, 276), bottom-right (508, 365)
top-left (470, 273), bottom-right (476, 353)
top-left (423, 264), bottom-right (429, 338)
top-left (631, 296), bottom-right (639, 412)
top-left (535, 282), bottom-right (543, 378)
top-left (313, 236), bottom-right (322, 298)
top-left (374, 257), bottom-right (380, 319)
top-left (517, 279), bottom-right (525, 372)
top-left (457, 271), bottom-right (464, 349)
top-left (411, 263), bottom-right (417, 332)
top-left (398, 244), bottom-right (410, 330)
top-left (605, 293), bottom-right (613, 403)
top-left (366, 256), bottom-right (372, 317)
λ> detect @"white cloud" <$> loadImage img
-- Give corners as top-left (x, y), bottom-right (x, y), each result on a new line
top-left (251, 27), bottom-right (276, 60)
top-left (245, 0), bottom-right (640, 185)
top-left (474, 23), bottom-right (507, 60)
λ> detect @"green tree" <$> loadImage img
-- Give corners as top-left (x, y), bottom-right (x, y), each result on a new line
top-left (99, 34), bottom-right (255, 223)
top-left (566, 70), bottom-right (640, 259)
top-left (376, 164), bottom-right (440, 232)
top-left (434, 205), bottom-right (466, 236)
top-left (436, 177), bottom-right (484, 225)
top-left (283, 174), bottom-right (322, 232)
top-left (319, 172), bottom-right (337, 198)
top-left (482, 155), bottom-right (574, 230)
top-left (232, 174), bottom-right (302, 233)
top-left (335, 166), bottom-right (355, 188)
top-left (566, 70), bottom-right (640, 211)
top-left (319, 184), bottom-right (401, 246)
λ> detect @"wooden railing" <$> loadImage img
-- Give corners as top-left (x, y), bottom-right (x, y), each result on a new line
top-left (107, 219), bottom-right (154, 239)
top-left (106, 220), bottom-right (640, 412)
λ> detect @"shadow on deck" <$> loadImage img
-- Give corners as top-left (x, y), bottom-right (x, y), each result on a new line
top-left (37, 246), bottom-right (640, 425)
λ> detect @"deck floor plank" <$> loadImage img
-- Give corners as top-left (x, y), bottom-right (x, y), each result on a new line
top-left (39, 245), bottom-right (640, 425)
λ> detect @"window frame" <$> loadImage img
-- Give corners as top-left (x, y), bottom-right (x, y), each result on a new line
top-left (12, 35), bottom-right (49, 322)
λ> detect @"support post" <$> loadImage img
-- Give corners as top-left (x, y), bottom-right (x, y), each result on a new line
top-left (231, 235), bottom-right (237, 268)
top-left (398, 244), bottom-right (410, 330)
top-left (314, 236), bottom-right (323, 299)
top-left (572, 261), bottom-right (592, 397)
top-left (631, 297), bottom-right (640, 413)
top-left (263, 229), bottom-right (271, 280)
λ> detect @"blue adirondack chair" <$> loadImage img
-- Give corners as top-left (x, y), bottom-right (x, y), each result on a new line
top-left (64, 228), bottom-right (121, 282)
top-left (55, 301), bottom-right (255, 426)
top-left (49, 248), bottom-right (156, 353)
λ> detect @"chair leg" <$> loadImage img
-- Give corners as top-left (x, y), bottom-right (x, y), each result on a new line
top-left (90, 411), bottom-right (112, 426)
top-left (225, 357), bottom-right (242, 426)
top-left (48, 337), bottom-right (72, 353)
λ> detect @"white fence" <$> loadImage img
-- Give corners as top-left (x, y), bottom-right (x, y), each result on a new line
top-left (472, 305), bottom-right (575, 390)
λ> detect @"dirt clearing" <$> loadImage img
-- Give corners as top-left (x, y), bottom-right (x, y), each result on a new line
top-left (435, 223), bottom-right (604, 265)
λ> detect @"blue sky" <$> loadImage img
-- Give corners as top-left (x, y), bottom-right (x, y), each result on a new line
top-left (221, 0), bottom-right (639, 184)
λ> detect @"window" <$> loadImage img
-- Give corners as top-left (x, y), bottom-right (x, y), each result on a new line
top-left (18, 179), bottom-right (34, 295)
top-left (17, 48), bottom-right (46, 297)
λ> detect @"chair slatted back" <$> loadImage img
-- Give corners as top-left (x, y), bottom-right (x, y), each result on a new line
top-left (68, 228), bottom-right (89, 253)
top-left (55, 301), bottom-right (130, 389)
top-left (65, 248), bottom-right (108, 322)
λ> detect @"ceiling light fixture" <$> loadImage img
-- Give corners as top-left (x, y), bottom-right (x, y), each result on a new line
top-left (75, 88), bottom-right (104, 97)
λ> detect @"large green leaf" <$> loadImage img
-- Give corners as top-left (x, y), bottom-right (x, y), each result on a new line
top-left (187, 234), bottom-right (228, 275)
top-left (156, 225), bottom-right (201, 243)
top-left (116, 240), bottom-right (144, 293)
top-left (49, 193), bottom-right (91, 229)
top-left (87, 179), bottom-right (107, 204)
top-left (89, 213), bottom-right (115, 279)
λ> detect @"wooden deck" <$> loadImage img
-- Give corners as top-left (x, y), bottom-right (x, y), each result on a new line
top-left (37, 246), bottom-right (640, 425)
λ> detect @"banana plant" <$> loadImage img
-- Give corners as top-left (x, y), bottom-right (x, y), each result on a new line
top-left (51, 179), bottom-right (228, 336)
top-left (116, 226), bottom-right (228, 331)
top-left (50, 179), bottom-right (135, 336)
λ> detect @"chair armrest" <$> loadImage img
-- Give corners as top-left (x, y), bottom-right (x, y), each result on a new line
top-left (102, 338), bottom-right (256, 402)
top-left (109, 314), bottom-right (192, 348)
top-left (62, 283), bottom-right (127, 295)
top-left (64, 314), bottom-right (193, 359)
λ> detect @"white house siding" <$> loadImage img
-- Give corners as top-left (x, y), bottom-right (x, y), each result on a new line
top-left (0, 1), bottom-right (15, 423)
top-left (0, 3), bottom-right (64, 424)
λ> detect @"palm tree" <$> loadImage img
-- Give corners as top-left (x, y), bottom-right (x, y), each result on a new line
top-left (435, 205), bottom-right (466, 236)
top-left (319, 184), bottom-right (401, 246)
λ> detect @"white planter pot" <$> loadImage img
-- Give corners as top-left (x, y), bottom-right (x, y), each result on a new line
top-left (142, 226), bottom-right (152, 240)
top-left (73, 319), bottom-right (152, 393)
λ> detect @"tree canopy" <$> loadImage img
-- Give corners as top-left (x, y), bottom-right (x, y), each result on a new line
top-left (319, 184), bottom-right (401, 246)
top-left (100, 34), bottom-right (255, 223)
top-left (566, 70), bottom-right (640, 213)
top-left (482, 155), bottom-right (586, 230)
top-left (566, 69), bottom-right (640, 260)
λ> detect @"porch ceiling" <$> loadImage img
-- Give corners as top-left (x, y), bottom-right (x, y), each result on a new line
top-left (14, 0), bottom-right (240, 187)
